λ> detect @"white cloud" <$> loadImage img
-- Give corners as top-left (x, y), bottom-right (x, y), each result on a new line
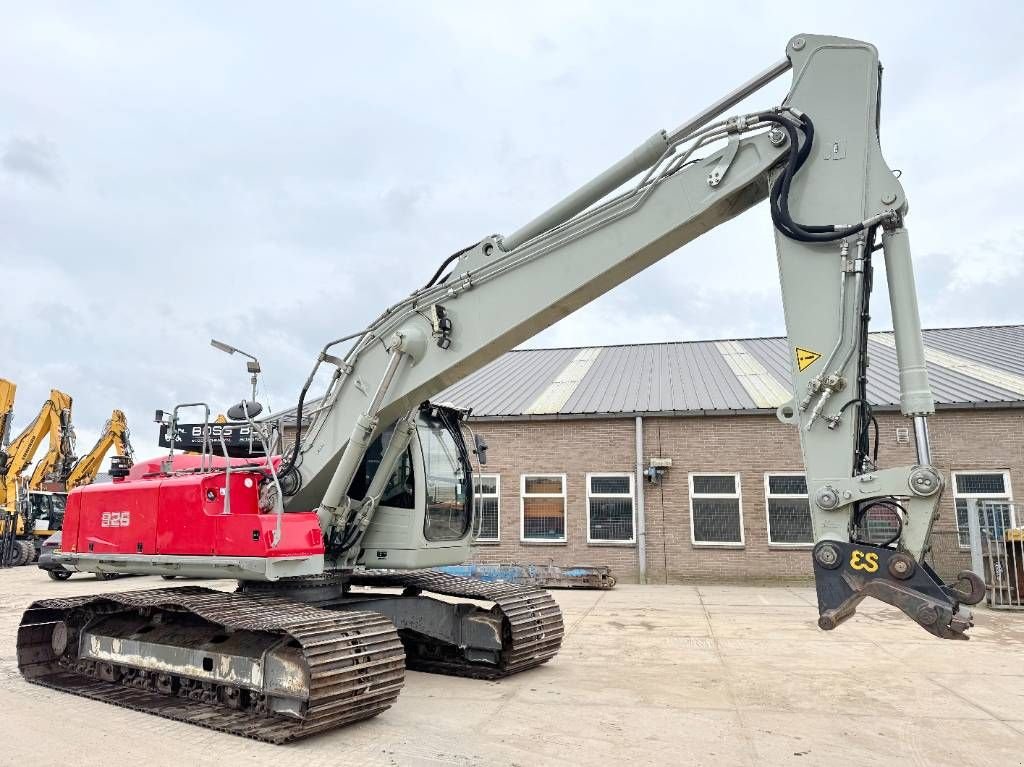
top-left (2, 3), bottom-right (1022, 460)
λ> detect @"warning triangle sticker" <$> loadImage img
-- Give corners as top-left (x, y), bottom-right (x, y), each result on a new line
top-left (795, 347), bottom-right (822, 372)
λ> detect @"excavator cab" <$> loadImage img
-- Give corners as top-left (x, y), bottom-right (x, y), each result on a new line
top-left (27, 490), bottom-right (67, 536)
top-left (356, 403), bottom-right (476, 568)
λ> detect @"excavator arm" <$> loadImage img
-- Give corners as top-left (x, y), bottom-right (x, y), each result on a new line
top-left (0, 389), bottom-right (73, 508)
top-left (277, 34), bottom-right (979, 638)
top-left (27, 392), bottom-right (75, 490)
top-left (64, 410), bottom-right (134, 491)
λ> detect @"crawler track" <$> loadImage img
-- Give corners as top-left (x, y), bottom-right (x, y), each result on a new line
top-left (17, 587), bottom-right (405, 743)
top-left (348, 570), bottom-right (564, 678)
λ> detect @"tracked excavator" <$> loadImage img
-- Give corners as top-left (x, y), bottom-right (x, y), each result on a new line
top-left (0, 388), bottom-right (74, 565)
top-left (19, 34), bottom-right (986, 743)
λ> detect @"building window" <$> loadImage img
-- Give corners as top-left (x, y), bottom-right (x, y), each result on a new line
top-left (474, 474), bottom-right (500, 542)
top-left (689, 473), bottom-right (743, 546)
top-left (521, 474), bottom-right (567, 542)
top-left (587, 473), bottom-right (635, 544)
top-left (952, 471), bottom-right (1014, 547)
top-left (764, 473), bottom-right (812, 545)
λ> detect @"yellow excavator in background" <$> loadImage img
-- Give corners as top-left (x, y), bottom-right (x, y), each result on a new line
top-left (0, 387), bottom-right (75, 566)
top-left (64, 409), bottom-right (134, 491)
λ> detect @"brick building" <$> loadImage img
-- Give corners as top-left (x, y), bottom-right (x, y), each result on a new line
top-left (434, 325), bottom-right (1024, 583)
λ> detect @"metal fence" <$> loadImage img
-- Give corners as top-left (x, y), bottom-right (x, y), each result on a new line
top-left (962, 500), bottom-right (1023, 609)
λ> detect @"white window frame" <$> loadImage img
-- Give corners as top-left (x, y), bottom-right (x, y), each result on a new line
top-left (951, 470), bottom-right (1014, 549)
top-left (586, 472), bottom-right (636, 544)
top-left (520, 473), bottom-right (568, 543)
top-left (474, 474), bottom-right (501, 543)
top-left (688, 472), bottom-right (744, 547)
top-left (763, 471), bottom-right (813, 547)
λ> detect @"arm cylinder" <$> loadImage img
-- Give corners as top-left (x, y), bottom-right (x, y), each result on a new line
top-left (882, 226), bottom-right (935, 417)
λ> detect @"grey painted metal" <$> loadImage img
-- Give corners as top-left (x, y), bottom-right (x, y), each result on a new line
top-left (286, 119), bottom-right (787, 515)
top-left (317, 347), bottom-right (406, 529)
top-left (882, 226), bottom-right (935, 416)
top-left (160, 34), bottom-right (960, 612)
top-left (666, 58), bottom-right (793, 142)
top-left (635, 416), bottom-right (647, 584)
top-left (340, 595), bottom-right (504, 664)
top-left (967, 499), bottom-right (984, 580)
top-left (80, 614), bottom-right (309, 704)
top-left (769, 36), bottom-right (912, 550)
top-left (53, 551), bottom-right (326, 580)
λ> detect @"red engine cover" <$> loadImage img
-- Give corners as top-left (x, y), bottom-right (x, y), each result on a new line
top-left (63, 464), bottom-right (323, 559)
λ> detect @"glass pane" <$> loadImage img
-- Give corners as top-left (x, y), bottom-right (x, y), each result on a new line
top-left (589, 497), bottom-right (634, 541)
top-left (692, 475), bottom-right (736, 495)
top-left (522, 497), bottom-right (565, 539)
top-left (476, 497), bottom-right (499, 540)
top-left (591, 475), bottom-right (630, 495)
top-left (955, 473), bottom-right (1006, 495)
top-left (419, 417), bottom-right (470, 542)
top-left (768, 475), bottom-right (807, 496)
top-left (691, 499), bottom-right (741, 543)
top-left (525, 476), bottom-right (563, 494)
top-left (378, 450), bottom-right (415, 509)
top-left (474, 476), bottom-right (497, 495)
top-left (348, 424), bottom-right (414, 508)
top-left (956, 497), bottom-right (1012, 547)
top-left (768, 499), bottom-right (813, 544)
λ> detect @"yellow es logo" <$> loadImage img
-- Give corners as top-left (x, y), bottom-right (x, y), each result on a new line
top-left (850, 550), bottom-right (878, 573)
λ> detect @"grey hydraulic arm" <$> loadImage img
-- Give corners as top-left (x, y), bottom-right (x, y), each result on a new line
top-left (285, 34), bottom-right (983, 638)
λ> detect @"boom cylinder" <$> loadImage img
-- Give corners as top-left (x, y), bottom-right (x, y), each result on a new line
top-left (882, 226), bottom-right (935, 418)
top-left (316, 348), bottom-right (406, 530)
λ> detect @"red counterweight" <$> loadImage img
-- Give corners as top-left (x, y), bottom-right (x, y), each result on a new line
top-left (61, 462), bottom-right (323, 560)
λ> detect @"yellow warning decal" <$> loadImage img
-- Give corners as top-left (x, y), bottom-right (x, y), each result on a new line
top-left (795, 347), bottom-right (822, 372)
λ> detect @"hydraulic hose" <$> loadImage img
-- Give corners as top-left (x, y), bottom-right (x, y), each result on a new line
top-left (760, 112), bottom-right (873, 243)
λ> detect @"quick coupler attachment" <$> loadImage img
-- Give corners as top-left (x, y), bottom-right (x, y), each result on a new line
top-left (811, 541), bottom-right (986, 640)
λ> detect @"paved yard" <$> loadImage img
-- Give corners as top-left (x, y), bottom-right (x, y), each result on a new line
top-left (2, 567), bottom-right (1022, 766)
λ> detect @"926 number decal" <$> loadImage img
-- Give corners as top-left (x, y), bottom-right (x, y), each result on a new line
top-left (100, 511), bottom-right (131, 528)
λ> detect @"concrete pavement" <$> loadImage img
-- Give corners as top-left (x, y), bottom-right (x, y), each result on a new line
top-left (2, 568), bottom-right (1022, 766)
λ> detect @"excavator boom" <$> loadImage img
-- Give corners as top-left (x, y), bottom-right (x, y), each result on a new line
top-left (1, 389), bottom-right (73, 508)
top-left (0, 379), bottom-right (15, 464)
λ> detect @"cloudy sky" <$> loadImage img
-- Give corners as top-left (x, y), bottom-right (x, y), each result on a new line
top-left (3, 2), bottom-right (1023, 463)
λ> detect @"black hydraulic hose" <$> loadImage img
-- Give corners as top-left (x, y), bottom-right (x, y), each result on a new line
top-left (424, 240), bottom-right (481, 289)
top-left (759, 112), bottom-right (872, 243)
top-left (277, 380), bottom-right (310, 493)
